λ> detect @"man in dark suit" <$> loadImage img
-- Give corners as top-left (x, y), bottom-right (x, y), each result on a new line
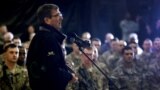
top-left (26, 4), bottom-right (77, 90)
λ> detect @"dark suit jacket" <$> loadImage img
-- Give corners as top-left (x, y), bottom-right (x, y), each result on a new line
top-left (26, 24), bottom-right (72, 90)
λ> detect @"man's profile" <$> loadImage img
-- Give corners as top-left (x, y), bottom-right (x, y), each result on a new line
top-left (26, 4), bottom-right (77, 90)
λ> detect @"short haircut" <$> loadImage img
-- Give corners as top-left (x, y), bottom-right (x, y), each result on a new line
top-left (110, 38), bottom-right (119, 42)
top-left (13, 36), bottom-right (20, 40)
top-left (0, 23), bottom-right (6, 27)
top-left (36, 4), bottom-right (59, 23)
top-left (85, 46), bottom-right (93, 50)
top-left (128, 40), bottom-right (137, 46)
top-left (143, 38), bottom-right (152, 44)
top-left (83, 45), bottom-right (94, 52)
top-left (18, 45), bottom-right (25, 49)
top-left (91, 38), bottom-right (101, 42)
top-left (3, 44), bottom-right (18, 53)
top-left (121, 46), bottom-right (132, 54)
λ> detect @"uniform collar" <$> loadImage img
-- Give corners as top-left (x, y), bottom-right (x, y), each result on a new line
top-left (39, 23), bottom-right (66, 44)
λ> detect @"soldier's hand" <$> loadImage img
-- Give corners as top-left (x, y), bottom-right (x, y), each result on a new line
top-left (69, 73), bottom-right (78, 83)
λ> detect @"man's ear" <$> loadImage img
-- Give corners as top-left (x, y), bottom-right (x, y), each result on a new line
top-left (44, 17), bottom-right (50, 24)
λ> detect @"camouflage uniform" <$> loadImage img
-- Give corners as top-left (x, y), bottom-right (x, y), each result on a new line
top-left (110, 60), bottom-right (142, 90)
top-left (95, 61), bottom-right (110, 90)
top-left (66, 52), bottom-right (81, 90)
top-left (147, 53), bottom-right (160, 90)
top-left (66, 52), bottom-right (81, 73)
top-left (98, 50), bottom-right (121, 75)
top-left (0, 63), bottom-right (31, 90)
top-left (69, 64), bottom-right (108, 90)
top-left (137, 52), bottom-right (155, 70)
top-left (136, 52), bottom-right (155, 90)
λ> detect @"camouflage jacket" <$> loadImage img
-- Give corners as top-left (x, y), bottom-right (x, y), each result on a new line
top-left (0, 64), bottom-right (31, 90)
top-left (110, 61), bottom-right (142, 90)
top-left (78, 64), bottom-right (107, 90)
top-left (66, 52), bottom-right (81, 73)
top-left (147, 57), bottom-right (160, 90)
top-left (98, 50), bottom-right (121, 75)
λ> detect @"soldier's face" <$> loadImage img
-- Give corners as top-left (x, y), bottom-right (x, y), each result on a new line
top-left (81, 49), bottom-right (94, 65)
top-left (154, 40), bottom-right (160, 51)
top-left (143, 40), bottom-right (152, 51)
top-left (110, 41), bottom-right (119, 51)
top-left (129, 43), bottom-right (137, 55)
top-left (118, 41), bottom-right (126, 52)
top-left (92, 41), bottom-right (101, 49)
top-left (18, 48), bottom-right (27, 62)
top-left (13, 39), bottom-right (21, 46)
top-left (5, 47), bottom-right (19, 63)
top-left (123, 50), bottom-right (134, 62)
top-left (72, 43), bottom-right (79, 52)
top-left (0, 25), bottom-right (8, 35)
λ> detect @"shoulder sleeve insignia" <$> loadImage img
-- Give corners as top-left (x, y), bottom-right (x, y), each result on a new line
top-left (48, 51), bottom-right (55, 56)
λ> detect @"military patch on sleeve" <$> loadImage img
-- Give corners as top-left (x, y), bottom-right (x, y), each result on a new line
top-left (47, 51), bottom-right (55, 56)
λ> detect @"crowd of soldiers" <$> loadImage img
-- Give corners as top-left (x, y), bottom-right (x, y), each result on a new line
top-left (0, 23), bottom-right (160, 90)
top-left (0, 24), bottom-right (32, 90)
top-left (65, 32), bottom-right (160, 90)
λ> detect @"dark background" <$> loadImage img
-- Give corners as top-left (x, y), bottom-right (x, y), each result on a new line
top-left (0, 0), bottom-right (159, 42)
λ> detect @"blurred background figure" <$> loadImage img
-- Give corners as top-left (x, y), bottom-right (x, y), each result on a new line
top-left (98, 38), bottom-right (120, 76)
top-left (117, 40), bottom-right (127, 53)
top-left (0, 24), bottom-right (8, 45)
top-left (21, 25), bottom-right (36, 43)
top-left (91, 37), bottom-right (102, 55)
top-left (129, 33), bottom-right (139, 44)
top-left (142, 39), bottom-right (153, 54)
top-left (21, 25), bottom-right (36, 50)
top-left (81, 32), bottom-right (91, 41)
top-left (0, 24), bottom-right (8, 54)
top-left (3, 32), bottom-right (14, 44)
top-left (155, 19), bottom-right (160, 37)
top-left (137, 39), bottom-right (153, 73)
top-left (13, 36), bottom-right (22, 46)
top-left (17, 46), bottom-right (27, 67)
top-left (120, 12), bottom-right (139, 42)
top-left (128, 33), bottom-right (143, 55)
top-left (100, 33), bottom-right (114, 54)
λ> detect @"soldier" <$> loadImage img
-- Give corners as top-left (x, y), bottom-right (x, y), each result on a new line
top-left (72, 46), bottom-right (108, 90)
top-left (146, 37), bottom-right (160, 90)
top-left (91, 38), bottom-right (102, 56)
top-left (138, 39), bottom-right (153, 69)
top-left (17, 46), bottom-right (27, 67)
top-left (98, 38), bottom-right (120, 75)
top-left (66, 42), bottom-right (82, 73)
top-left (66, 43), bottom-right (82, 90)
top-left (110, 46), bottom-right (142, 90)
top-left (0, 44), bottom-right (31, 90)
top-left (135, 39), bottom-right (153, 90)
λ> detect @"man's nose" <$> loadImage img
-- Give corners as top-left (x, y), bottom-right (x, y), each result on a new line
top-left (60, 15), bottom-right (63, 20)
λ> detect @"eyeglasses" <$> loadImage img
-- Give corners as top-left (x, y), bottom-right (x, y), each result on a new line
top-left (51, 13), bottom-right (63, 17)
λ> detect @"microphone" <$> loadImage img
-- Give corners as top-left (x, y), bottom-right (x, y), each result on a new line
top-left (68, 33), bottom-right (90, 48)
